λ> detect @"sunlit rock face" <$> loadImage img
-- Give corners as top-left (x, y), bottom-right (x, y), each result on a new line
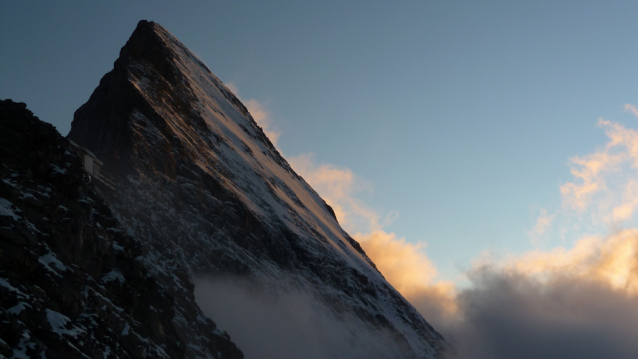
top-left (68, 20), bottom-right (449, 358)
top-left (0, 99), bottom-right (242, 359)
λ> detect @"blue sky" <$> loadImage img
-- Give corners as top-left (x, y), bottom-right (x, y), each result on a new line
top-left (3, 1), bottom-right (638, 281)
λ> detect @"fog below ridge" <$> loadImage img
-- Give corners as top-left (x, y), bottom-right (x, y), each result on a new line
top-left (193, 276), bottom-right (416, 359)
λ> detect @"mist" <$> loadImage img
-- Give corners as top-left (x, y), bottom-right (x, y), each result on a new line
top-left (193, 276), bottom-right (411, 359)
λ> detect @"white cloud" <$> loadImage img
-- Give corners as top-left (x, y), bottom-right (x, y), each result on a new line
top-left (527, 208), bottom-right (556, 244)
top-left (625, 103), bottom-right (638, 117)
top-left (560, 118), bottom-right (638, 224)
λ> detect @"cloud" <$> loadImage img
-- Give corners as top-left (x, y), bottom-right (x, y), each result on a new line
top-left (226, 83), bottom-right (280, 146)
top-left (485, 229), bottom-right (638, 295)
top-left (355, 226), bottom-right (638, 359)
top-left (526, 208), bottom-right (556, 244)
top-left (446, 267), bottom-right (638, 359)
top-left (356, 230), bottom-right (438, 290)
top-left (244, 98), bottom-right (280, 147)
top-left (225, 82), bottom-right (240, 96)
top-left (354, 219), bottom-right (638, 359)
top-left (193, 276), bottom-right (416, 359)
top-left (288, 153), bottom-right (383, 233)
top-left (625, 103), bottom-right (638, 117)
top-left (356, 230), bottom-right (458, 327)
top-left (437, 114), bottom-right (638, 359)
top-left (560, 118), bottom-right (638, 224)
top-left (288, 150), bottom-right (460, 332)
top-left (288, 153), bottom-right (459, 331)
top-left (297, 112), bottom-right (638, 359)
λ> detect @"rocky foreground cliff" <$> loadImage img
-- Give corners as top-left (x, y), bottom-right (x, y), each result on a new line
top-left (67, 20), bottom-right (448, 359)
top-left (0, 99), bottom-right (242, 358)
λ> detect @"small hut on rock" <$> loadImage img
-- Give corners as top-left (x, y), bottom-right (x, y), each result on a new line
top-left (69, 140), bottom-right (115, 189)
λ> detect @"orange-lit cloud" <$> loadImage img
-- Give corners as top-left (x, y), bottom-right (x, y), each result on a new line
top-left (560, 119), bottom-right (638, 223)
top-left (495, 117), bottom-right (638, 296)
top-left (355, 230), bottom-right (438, 290)
top-left (289, 153), bottom-right (382, 232)
top-left (288, 153), bottom-right (457, 326)
top-left (478, 229), bottom-right (638, 295)
top-left (351, 224), bottom-right (638, 359)
top-left (356, 230), bottom-right (458, 324)
top-left (526, 116), bottom-right (638, 240)
top-left (226, 83), bottom-right (280, 146)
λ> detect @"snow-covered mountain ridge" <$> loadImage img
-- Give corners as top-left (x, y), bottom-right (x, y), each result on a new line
top-left (68, 20), bottom-right (448, 358)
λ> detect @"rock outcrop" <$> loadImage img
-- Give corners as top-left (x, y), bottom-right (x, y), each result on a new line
top-left (0, 99), bottom-right (242, 359)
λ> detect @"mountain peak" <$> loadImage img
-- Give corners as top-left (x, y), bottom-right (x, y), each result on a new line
top-left (70, 20), bottom-right (264, 178)
top-left (118, 20), bottom-right (177, 79)
top-left (119, 20), bottom-right (209, 86)
top-left (68, 21), bottom-right (448, 358)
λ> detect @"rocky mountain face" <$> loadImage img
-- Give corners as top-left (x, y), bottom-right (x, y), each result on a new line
top-left (67, 20), bottom-right (448, 358)
top-left (0, 99), bottom-right (242, 359)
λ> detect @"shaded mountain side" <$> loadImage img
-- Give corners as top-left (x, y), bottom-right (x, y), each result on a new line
top-left (69, 20), bottom-right (448, 358)
top-left (0, 99), bottom-right (242, 359)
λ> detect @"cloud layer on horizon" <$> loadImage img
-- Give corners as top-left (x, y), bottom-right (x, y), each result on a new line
top-left (446, 266), bottom-right (638, 359)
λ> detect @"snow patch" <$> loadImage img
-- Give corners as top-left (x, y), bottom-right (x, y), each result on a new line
top-left (3, 178), bottom-right (19, 188)
top-left (0, 277), bottom-right (29, 298)
top-left (8, 301), bottom-right (31, 315)
top-left (9, 330), bottom-right (33, 359)
top-left (50, 164), bottom-right (66, 174)
top-left (46, 309), bottom-right (85, 338)
top-left (39, 252), bottom-right (70, 275)
top-left (101, 270), bottom-right (125, 284)
top-left (0, 197), bottom-right (22, 220)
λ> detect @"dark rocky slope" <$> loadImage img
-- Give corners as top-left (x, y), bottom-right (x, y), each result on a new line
top-left (0, 99), bottom-right (242, 359)
top-left (68, 20), bottom-right (448, 358)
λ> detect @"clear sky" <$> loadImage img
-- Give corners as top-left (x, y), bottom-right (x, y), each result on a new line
top-left (3, 0), bottom-right (638, 282)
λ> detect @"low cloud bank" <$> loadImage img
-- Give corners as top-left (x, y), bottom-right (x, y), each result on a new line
top-left (444, 267), bottom-right (638, 359)
top-left (193, 276), bottom-right (410, 359)
top-left (360, 226), bottom-right (638, 359)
